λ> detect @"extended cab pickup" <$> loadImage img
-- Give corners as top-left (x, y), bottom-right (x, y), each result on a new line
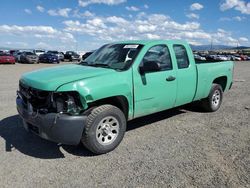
top-left (16, 40), bottom-right (234, 154)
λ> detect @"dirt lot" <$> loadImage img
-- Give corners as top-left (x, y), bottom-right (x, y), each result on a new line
top-left (0, 62), bottom-right (249, 187)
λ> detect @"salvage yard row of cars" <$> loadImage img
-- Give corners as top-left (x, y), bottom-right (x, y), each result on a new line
top-left (0, 49), bottom-right (92, 64)
top-left (194, 53), bottom-right (250, 62)
top-left (1, 48), bottom-right (250, 65)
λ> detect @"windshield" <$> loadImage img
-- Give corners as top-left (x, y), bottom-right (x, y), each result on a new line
top-left (81, 43), bottom-right (143, 71)
top-left (25, 52), bottom-right (35, 55)
top-left (48, 51), bottom-right (58, 54)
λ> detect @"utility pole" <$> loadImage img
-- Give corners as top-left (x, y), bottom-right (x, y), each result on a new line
top-left (210, 39), bottom-right (213, 51)
top-left (75, 33), bottom-right (78, 53)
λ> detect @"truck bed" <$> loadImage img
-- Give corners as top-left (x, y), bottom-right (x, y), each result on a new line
top-left (193, 61), bottom-right (234, 101)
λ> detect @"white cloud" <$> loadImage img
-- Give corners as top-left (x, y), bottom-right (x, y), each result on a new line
top-left (126, 6), bottom-right (140, 11)
top-left (0, 25), bottom-right (75, 44)
top-left (78, 0), bottom-right (126, 7)
top-left (48, 8), bottom-right (71, 17)
top-left (219, 16), bottom-right (246, 21)
top-left (24, 9), bottom-right (32, 14)
top-left (83, 10), bottom-right (94, 17)
top-left (233, 16), bottom-right (245, 21)
top-left (146, 33), bottom-right (160, 39)
top-left (220, 0), bottom-right (250, 14)
top-left (190, 3), bottom-right (204, 11)
top-left (4, 41), bottom-right (28, 48)
top-left (63, 13), bottom-right (202, 43)
top-left (35, 42), bottom-right (51, 49)
top-left (186, 13), bottom-right (199, 19)
top-left (106, 16), bottom-right (129, 25)
top-left (73, 10), bottom-right (95, 18)
top-left (239, 37), bottom-right (248, 42)
top-left (36, 5), bottom-right (45, 13)
top-left (144, 4), bottom-right (149, 9)
top-left (63, 12), bottom-right (249, 48)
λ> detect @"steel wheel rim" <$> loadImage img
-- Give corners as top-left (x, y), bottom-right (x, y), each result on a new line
top-left (96, 116), bottom-right (120, 146)
top-left (212, 90), bottom-right (220, 107)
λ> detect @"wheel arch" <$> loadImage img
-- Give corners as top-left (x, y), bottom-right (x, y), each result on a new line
top-left (86, 95), bottom-right (129, 120)
top-left (213, 76), bottom-right (227, 91)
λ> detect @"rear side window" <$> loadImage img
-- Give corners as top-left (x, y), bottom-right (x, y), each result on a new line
top-left (173, 45), bottom-right (189, 69)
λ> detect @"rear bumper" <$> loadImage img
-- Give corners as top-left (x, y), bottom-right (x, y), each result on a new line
top-left (16, 97), bottom-right (86, 145)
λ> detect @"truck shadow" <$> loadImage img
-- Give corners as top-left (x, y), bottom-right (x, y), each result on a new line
top-left (0, 107), bottom-right (195, 159)
top-left (127, 107), bottom-right (185, 131)
top-left (0, 115), bottom-right (94, 159)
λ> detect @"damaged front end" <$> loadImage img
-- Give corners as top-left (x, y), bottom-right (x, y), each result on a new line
top-left (18, 81), bottom-right (85, 116)
top-left (16, 81), bottom-right (87, 145)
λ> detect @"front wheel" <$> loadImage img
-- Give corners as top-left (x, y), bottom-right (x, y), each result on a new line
top-left (81, 105), bottom-right (126, 154)
top-left (201, 84), bottom-right (223, 112)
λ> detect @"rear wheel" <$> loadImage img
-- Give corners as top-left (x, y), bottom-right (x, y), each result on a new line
top-left (81, 105), bottom-right (126, 154)
top-left (201, 84), bottom-right (223, 112)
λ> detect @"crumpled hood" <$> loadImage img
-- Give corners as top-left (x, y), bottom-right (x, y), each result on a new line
top-left (20, 64), bottom-right (115, 91)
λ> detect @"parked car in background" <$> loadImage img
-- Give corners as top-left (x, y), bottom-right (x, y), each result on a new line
top-left (205, 55), bottom-right (217, 62)
top-left (13, 51), bottom-right (24, 62)
top-left (240, 55), bottom-right (248, 61)
top-left (33, 49), bottom-right (45, 57)
top-left (20, 52), bottom-right (39, 64)
top-left (82, 51), bottom-right (93, 61)
top-left (9, 50), bottom-right (19, 55)
top-left (64, 51), bottom-right (81, 61)
top-left (233, 55), bottom-right (241, 61)
top-left (230, 55), bottom-right (241, 61)
top-left (39, 53), bottom-right (59, 64)
top-left (215, 55), bottom-right (228, 61)
top-left (0, 52), bottom-right (15, 64)
top-left (194, 54), bottom-right (206, 62)
top-left (47, 51), bottom-right (64, 61)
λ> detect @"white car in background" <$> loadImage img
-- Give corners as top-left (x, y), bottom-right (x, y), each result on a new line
top-left (194, 54), bottom-right (206, 61)
top-left (230, 55), bottom-right (241, 61)
top-left (33, 50), bottom-right (45, 57)
top-left (215, 55), bottom-right (228, 61)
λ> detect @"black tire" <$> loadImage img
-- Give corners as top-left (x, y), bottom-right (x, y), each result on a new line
top-left (81, 105), bottom-right (126, 154)
top-left (201, 84), bottom-right (223, 112)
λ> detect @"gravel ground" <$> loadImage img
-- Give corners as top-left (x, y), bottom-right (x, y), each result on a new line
top-left (0, 62), bottom-right (249, 188)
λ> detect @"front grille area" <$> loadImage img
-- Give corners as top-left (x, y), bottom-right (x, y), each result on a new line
top-left (19, 82), bottom-right (52, 110)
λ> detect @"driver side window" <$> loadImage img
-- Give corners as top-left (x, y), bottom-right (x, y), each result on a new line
top-left (142, 45), bottom-right (172, 71)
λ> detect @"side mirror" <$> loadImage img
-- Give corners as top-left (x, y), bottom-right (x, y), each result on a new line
top-left (139, 61), bottom-right (161, 74)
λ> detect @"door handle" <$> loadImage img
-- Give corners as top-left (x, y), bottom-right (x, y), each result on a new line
top-left (166, 76), bottom-right (176, 81)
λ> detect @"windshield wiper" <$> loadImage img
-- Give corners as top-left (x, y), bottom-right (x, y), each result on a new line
top-left (79, 61), bottom-right (89, 65)
top-left (90, 63), bottom-right (112, 69)
top-left (79, 62), bottom-right (117, 70)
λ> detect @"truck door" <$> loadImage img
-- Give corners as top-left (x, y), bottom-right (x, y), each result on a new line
top-left (172, 44), bottom-right (197, 106)
top-left (133, 44), bottom-right (177, 118)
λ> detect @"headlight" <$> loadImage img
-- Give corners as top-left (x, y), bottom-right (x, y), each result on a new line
top-left (53, 91), bottom-right (83, 115)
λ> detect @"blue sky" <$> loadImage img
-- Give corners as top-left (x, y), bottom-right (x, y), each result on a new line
top-left (0, 0), bottom-right (249, 51)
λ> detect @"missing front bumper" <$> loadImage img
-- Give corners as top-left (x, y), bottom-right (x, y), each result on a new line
top-left (16, 97), bottom-right (86, 145)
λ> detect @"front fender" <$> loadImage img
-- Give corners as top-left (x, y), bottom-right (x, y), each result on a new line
top-left (56, 70), bottom-right (134, 119)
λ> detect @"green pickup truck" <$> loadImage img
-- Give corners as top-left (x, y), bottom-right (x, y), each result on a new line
top-left (16, 40), bottom-right (234, 154)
